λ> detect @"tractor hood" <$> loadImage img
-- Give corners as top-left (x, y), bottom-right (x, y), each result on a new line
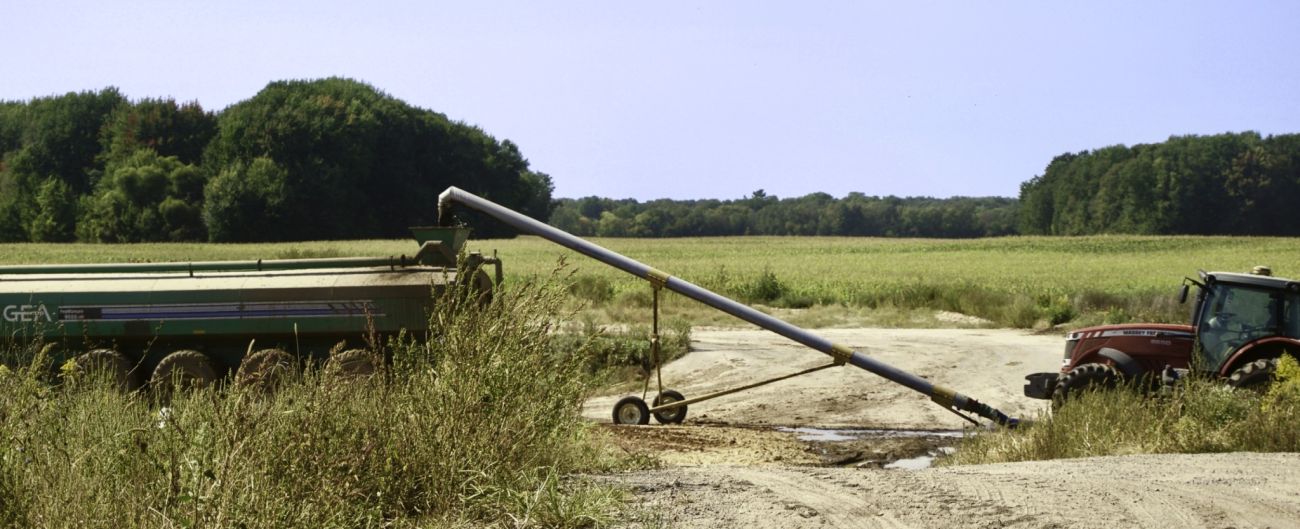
top-left (1065, 323), bottom-right (1195, 341)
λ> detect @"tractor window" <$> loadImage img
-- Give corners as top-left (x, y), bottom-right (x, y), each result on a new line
top-left (1286, 293), bottom-right (1300, 338)
top-left (1196, 285), bottom-right (1278, 369)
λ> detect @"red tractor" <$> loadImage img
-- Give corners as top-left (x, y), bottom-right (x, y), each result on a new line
top-left (1025, 268), bottom-right (1297, 403)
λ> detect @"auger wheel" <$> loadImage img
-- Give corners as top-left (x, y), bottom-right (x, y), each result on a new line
top-left (613, 396), bottom-right (651, 425)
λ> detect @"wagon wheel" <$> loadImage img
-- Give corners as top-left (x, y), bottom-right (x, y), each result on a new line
top-left (236, 348), bottom-right (296, 392)
top-left (612, 396), bottom-right (650, 425)
top-left (69, 349), bottom-right (141, 392)
top-left (325, 349), bottom-right (380, 379)
top-left (151, 350), bottom-right (219, 398)
top-left (652, 389), bottom-right (688, 424)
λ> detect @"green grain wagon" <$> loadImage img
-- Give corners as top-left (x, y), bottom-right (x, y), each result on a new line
top-left (0, 227), bottom-right (495, 391)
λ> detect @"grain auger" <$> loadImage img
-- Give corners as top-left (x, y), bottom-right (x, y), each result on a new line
top-left (438, 187), bottom-right (1019, 428)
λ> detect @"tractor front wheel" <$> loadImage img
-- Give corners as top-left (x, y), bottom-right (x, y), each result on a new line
top-left (1051, 363), bottom-right (1121, 408)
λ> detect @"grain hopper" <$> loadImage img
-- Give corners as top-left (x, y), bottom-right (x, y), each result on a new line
top-left (0, 227), bottom-right (496, 390)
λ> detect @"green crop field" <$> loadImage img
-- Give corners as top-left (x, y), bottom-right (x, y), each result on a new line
top-left (4, 235), bottom-right (1299, 328)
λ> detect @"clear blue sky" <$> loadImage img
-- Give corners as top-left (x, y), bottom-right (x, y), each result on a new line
top-left (4, 1), bottom-right (1297, 200)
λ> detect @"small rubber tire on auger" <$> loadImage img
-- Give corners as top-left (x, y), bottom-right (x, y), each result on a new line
top-left (69, 349), bottom-right (141, 392)
top-left (612, 396), bottom-right (651, 425)
top-left (652, 389), bottom-right (688, 424)
top-left (1228, 358), bottom-right (1280, 391)
top-left (236, 348), bottom-right (295, 393)
top-left (151, 350), bottom-right (219, 400)
top-left (1051, 363), bottom-right (1121, 409)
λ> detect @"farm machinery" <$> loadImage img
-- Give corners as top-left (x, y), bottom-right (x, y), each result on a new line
top-left (2, 186), bottom-right (1020, 428)
top-left (436, 187), bottom-right (1019, 427)
top-left (0, 226), bottom-right (497, 390)
top-left (1025, 267), bottom-right (1299, 403)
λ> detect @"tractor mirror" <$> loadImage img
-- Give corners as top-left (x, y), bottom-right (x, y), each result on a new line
top-left (1178, 284), bottom-right (1190, 304)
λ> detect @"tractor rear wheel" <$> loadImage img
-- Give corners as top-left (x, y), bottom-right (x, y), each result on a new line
top-left (151, 350), bottom-right (219, 397)
top-left (1051, 363), bottom-right (1121, 408)
top-left (612, 396), bottom-right (651, 425)
top-left (652, 389), bottom-right (688, 424)
top-left (1228, 358), bottom-right (1279, 390)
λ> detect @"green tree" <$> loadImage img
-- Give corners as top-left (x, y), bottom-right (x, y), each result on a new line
top-left (28, 177), bottom-right (78, 242)
top-left (79, 149), bottom-right (206, 242)
top-left (100, 98), bottom-right (216, 165)
top-left (204, 78), bottom-right (552, 240)
top-left (202, 157), bottom-right (288, 242)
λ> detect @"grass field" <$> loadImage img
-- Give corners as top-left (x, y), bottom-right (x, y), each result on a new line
top-left (5, 234), bottom-right (1300, 328)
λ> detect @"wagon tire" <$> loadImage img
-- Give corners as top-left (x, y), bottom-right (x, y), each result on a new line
top-left (69, 349), bottom-right (141, 392)
top-left (326, 349), bottom-right (379, 379)
top-left (1228, 358), bottom-right (1279, 391)
top-left (236, 348), bottom-right (295, 392)
top-left (652, 389), bottom-right (688, 424)
top-left (151, 350), bottom-right (219, 397)
top-left (1051, 363), bottom-right (1121, 408)
top-left (613, 396), bottom-right (651, 425)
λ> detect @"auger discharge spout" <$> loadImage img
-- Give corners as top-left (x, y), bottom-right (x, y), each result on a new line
top-left (438, 186), bottom-right (1018, 427)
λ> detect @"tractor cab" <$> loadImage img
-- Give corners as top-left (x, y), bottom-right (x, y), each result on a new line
top-left (1184, 270), bottom-right (1300, 376)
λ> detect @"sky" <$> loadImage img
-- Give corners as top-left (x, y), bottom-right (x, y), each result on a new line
top-left (3, 1), bottom-right (1298, 201)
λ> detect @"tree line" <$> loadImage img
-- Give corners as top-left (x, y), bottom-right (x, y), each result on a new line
top-left (3, 78), bottom-right (1297, 242)
top-left (550, 192), bottom-right (1018, 238)
top-left (1019, 131), bottom-right (1300, 235)
top-left (0, 78), bottom-right (554, 242)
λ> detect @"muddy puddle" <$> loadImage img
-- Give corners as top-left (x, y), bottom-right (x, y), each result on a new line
top-left (603, 423), bottom-right (968, 469)
top-left (777, 426), bottom-right (966, 469)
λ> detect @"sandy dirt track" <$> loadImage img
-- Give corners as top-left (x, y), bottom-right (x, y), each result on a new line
top-left (585, 328), bottom-right (1064, 429)
top-left (586, 327), bottom-right (1300, 528)
top-left (614, 453), bottom-right (1300, 529)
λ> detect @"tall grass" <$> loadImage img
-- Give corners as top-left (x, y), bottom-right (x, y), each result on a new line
top-left (947, 356), bottom-right (1300, 465)
top-left (0, 274), bottom-right (622, 528)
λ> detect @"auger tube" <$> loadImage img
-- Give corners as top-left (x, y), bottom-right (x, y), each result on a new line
top-left (438, 186), bottom-right (1018, 427)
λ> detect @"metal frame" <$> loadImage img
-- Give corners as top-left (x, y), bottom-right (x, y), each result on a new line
top-left (438, 186), bottom-right (1017, 427)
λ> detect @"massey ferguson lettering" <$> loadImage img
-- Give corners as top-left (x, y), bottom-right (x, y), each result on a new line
top-left (3, 304), bottom-right (53, 323)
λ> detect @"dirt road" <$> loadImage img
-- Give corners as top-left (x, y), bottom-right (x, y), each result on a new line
top-left (587, 327), bottom-right (1300, 528)
top-left (584, 327), bottom-right (1064, 429)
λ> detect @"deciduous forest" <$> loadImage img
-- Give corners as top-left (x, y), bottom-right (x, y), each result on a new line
top-left (1018, 131), bottom-right (1300, 235)
top-left (1, 78), bottom-right (1296, 242)
top-left (0, 78), bottom-right (553, 242)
